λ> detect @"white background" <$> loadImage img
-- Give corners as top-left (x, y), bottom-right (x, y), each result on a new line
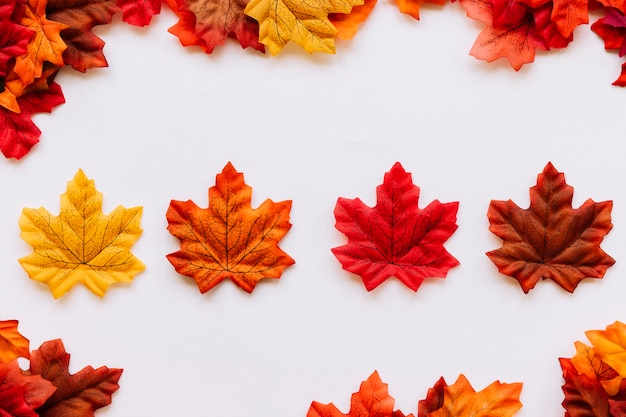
top-left (2, 3), bottom-right (626, 416)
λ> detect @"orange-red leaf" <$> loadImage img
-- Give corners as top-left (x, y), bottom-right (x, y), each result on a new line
top-left (560, 358), bottom-right (611, 417)
top-left (394, 0), bottom-right (445, 20)
top-left (487, 162), bottom-right (615, 293)
top-left (117, 0), bottom-right (161, 25)
top-left (307, 371), bottom-right (414, 417)
top-left (166, 162), bottom-right (295, 293)
top-left (332, 162), bottom-right (459, 292)
top-left (29, 339), bottom-right (122, 417)
top-left (329, 0), bottom-right (377, 40)
top-left (0, 320), bottom-right (29, 363)
top-left (0, 359), bottom-right (56, 416)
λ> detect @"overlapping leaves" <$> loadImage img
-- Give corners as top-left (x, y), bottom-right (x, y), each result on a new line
top-left (0, 320), bottom-right (122, 417)
top-left (308, 371), bottom-right (523, 417)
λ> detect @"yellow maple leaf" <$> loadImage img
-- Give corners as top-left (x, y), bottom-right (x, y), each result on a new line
top-left (586, 321), bottom-right (626, 389)
top-left (430, 374), bottom-right (522, 417)
top-left (19, 169), bottom-right (145, 298)
top-left (244, 0), bottom-right (363, 55)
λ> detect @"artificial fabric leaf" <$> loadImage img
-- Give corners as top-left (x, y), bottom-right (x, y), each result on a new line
top-left (329, 0), bottom-right (376, 40)
top-left (0, 320), bottom-right (29, 363)
top-left (518, 0), bottom-right (588, 38)
top-left (117, 0), bottom-right (161, 25)
top-left (46, 0), bottom-right (121, 72)
top-left (592, 9), bottom-right (626, 56)
top-left (18, 169), bottom-right (145, 298)
top-left (12, 0), bottom-right (67, 86)
top-left (0, 359), bottom-right (56, 417)
top-left (166, 162), bottom-right (294, 293)
top-left (486, 162), bottom-right (614, 293)
top-left (560, 358), bottom-right (610, 417)
top-left (244, 0), bottom-right (363, 54)
top-left (417, 377), bottom-right (446, 417)
top-left (571, 341), bottom-right (621, 395)
top-left (332, 162), bottom-right (459, 292)
top-left (428, 374), bottom-right (523, 417)
top-left (307, 371), bottom-right (414, 417)
top-left (166, 0), bottom-right (264, 54)
top-left (0, 0), bottom-right (34, 78)
top-left (0, 76), bottom-right (64, 159)
top-left (586, 322), bottom-right (626, 388)
top-left (29, 339), bottom-right (122, 417)
top-left (394, 0), bottom-right (445, 20)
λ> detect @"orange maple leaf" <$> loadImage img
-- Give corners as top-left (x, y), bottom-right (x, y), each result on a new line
top-left (166, 162), bottom-right (295, 293)
top-left (429, 374), bottom-right (523, 417)
top-left (394, 0), bottom-right (446, 20)
top-left (0, 320), bottom-right (29, 363)
top-left (329, 0), bottom-right (377, 40)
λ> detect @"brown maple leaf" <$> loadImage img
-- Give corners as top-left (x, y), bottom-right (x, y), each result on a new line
top-left (487, 162), bottom-right (614, 293)
top-left (166, 162), bottom-right (295, 293)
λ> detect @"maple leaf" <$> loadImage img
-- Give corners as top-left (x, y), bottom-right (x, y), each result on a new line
top-left (166, 0), bottom-right (264, 54)
top-left (332, 162), bottom-right (459, 292)
top-left (560, 357), bottom-right (611, 417)
top-left (0, 359), bottom-right (56, 417)
top-left (418, 377), bottom-right (446, 417)
top-left (45, 0), bottom-right (121, 72)
top-left (244, 0), bottom-right (363, 54)
top-left (427, 374), bottom-right (523, 417)
top-left (571, 341), bottom-right (621, 395)
top-left (0, 74), bottom-right (64, 159)
top-left (0, 320), bottom-right (29, 363)
top-left (586, 322), bottom-right (626, 390)
top-left (0, 0), bottom-right (34, 78)
top-left (29, 339), bottom-right (122, 417)
top-left (486, 162), bottom-right (614, 293)
top-left (307, 371), bottom-right (414, 417)
top-left (166, 162), bottom-right (295, 293)
top-left (117, 0), bottom-right (161, 25)
top-left (394, 0), bottom-right (446, 20)
top-left (518, 0), bottom-right (588, 38)
top-left (18, 169), bottom-right (145, 298)
top-left (592, 9), bottom-right (626, 56)
top-left (328, 0), bottom-right (376, 40)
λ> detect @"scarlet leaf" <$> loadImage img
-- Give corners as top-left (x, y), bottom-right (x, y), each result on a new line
top-left (117, 0), bottom-right (161, 25)
top-left (19, 169), bottom-right (145, 298)
top-left (0, 320), bottom-right (29, 363)
top-left (307, 371), bottom-right (414, 417)
top-left (486, 162), bottom-right (614, 293)
top-left (0, 359), bottom-right (56, 417)
top-left (592, 9), bottom-right (626, 55)
top-left (428, 374), bottom-right (523, 417)
top-left (332, 162), bottom-right (459, 292)
top-left (29, 339), bottom-right (122, 417)
top-left (0, 77), bottom-right (64, 159)
top-left (166, 162), bottom-right (295, 293)
top-left (45, 0), bottom-right (121, 72)
top-left (167, 0), bottom-right (263, 53)
top-left (0, 0), bottom-right (34, 78)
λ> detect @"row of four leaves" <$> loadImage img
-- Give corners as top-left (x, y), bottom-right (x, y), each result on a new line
top-left (17, 161), bottom-right (614, 299)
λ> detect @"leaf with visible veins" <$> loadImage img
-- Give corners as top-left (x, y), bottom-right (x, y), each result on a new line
top-left (486, 162), bottom-right (614, 293)
top-left (0, 359), bottom-right (56, 416)
top-left (18, 169), bottom-right (145, 298)
top-left (166, 162), bottom-right (294, 293)
top-left (332, 162), bottom-right (459, 292)
top-left (117, 0), bottom-right (161, 25)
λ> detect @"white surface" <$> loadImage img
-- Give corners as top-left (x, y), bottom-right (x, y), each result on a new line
top-left (2, 3), bottom-right (626, 416)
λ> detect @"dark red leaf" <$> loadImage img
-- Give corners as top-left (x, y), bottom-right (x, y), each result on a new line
top-left (560, 358), bottom-right (610, 417)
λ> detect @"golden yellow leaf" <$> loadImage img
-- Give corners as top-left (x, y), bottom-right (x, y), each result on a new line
top-left (430, 374), bottom-right (522, 417)
top-left (586, 321), bottom-right (626, 391)
top-left (19, 169), bottom-right (145, 298)
top-left (244, 0), bottom-right (363, 55)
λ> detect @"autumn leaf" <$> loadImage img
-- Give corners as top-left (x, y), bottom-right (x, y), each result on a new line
top-left (0, 74), bottom-right (64, 159)
top-left (0, 0), bottom-right (34, 78)
top-left (592, 8), bottom-right (626, 56)
top-left (486, 162), bottom-right (614, 293)
top-left (332, 162), bottom-right (459, 292)
top-left (571, 341), bottom-right (621, 395)
top-left (560, 358), bottom-right (611, 417)
top-left (394, 0), bottom-right (446, 20)
top-left (0, 320), bottom-right (29, 363)
top-left (29, 339), bottom-right (122, 417)
top-left (329, 0), bottom-right (376, 40)
top-left (166, 162), bottom-right (294, 293)
top-left (244, 0), bottom-right (363, 54)
top-left (428, 374), bottom-right (523, 417)
top-left (166, 0), bottom-right (264, 54)
top-left (18, 169), bottom-right (145, 298)
top-left (117, 0), bottom-right (161, 26)
top-left (0, 359), bottom-right (56, 416)
top-left (586, 322), bottom-right (626, 389)
top-left (418, 377), bottom-right (446, 417)
top-left (307, 371), bottom-right (414, 417)
top-left (45, 0), bottom-right (121, 72)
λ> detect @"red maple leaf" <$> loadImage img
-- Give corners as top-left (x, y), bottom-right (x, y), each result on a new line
top-left (0, 76), bottom-right (64, 159)
top-left (166, 0), bottom-right (264, 54)
top-left (332, 162), bottom-right (459, 292)
top-left (0, 0), bottom-right (34, 78)
top-left (487, 162), bottom-right (615, 293)
top-left (0, 359), bottom-right (56, 417)
top-left (560, 358), bottom-right (612, 417)
top-left (45, 0), bottom-right (121, 71)
top-left (591, 8), bottom-right (626, 86)
top-left (117, 0), bottom-right (161, 25)
top-left (29, 339), bottom-right (122, 417)
top-left (307, 371), bottom-right (414, 417)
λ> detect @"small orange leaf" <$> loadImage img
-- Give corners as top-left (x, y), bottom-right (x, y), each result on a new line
top-left (429, 374), bottom-right (522, 417)
top-left (395, 0), bottom-right (446, 20)
top-left (166, 162), bottom-right (294, 293)
top-left (586, 321), bottom-right (626, 391)
top-left (18, 169), bottom-right (145, 298)
top-left (0, 320), bottom-right (29, 363)
top-left (329, 0), bottom-right (377, 40)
